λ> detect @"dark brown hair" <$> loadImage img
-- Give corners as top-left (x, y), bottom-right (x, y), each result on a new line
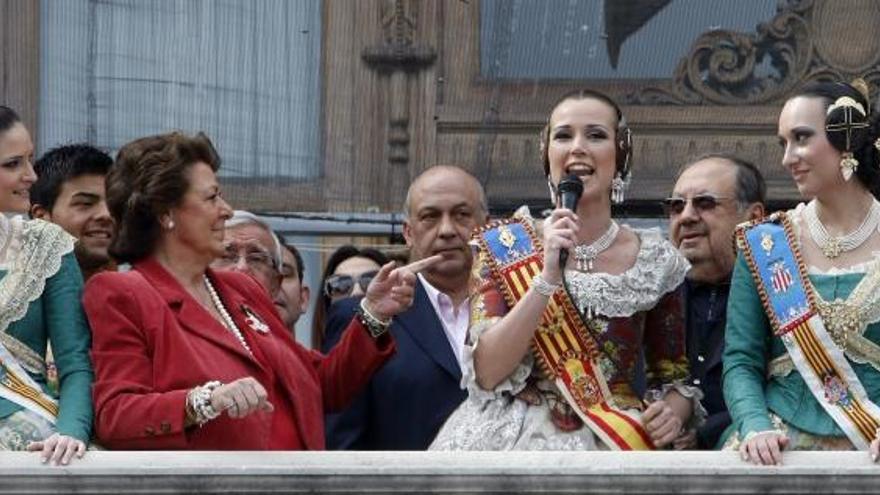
top-left (0, 106), bottom-right (21, 135)
top-left (311, 245), bottom-right (389, 350)
top-left (679, 152), bottom-right (767, 208)
top-left (792, 81), bottom-right (880, 197)
top-left (539, 89), bottom-right (632, 180)
top-left (107, 131), bottom-right (220, 263)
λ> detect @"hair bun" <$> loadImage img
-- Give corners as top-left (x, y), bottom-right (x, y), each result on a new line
top-left (826, 95), bottom-right (871, 154)
top-left (851, 78), bottom-right (871, 109)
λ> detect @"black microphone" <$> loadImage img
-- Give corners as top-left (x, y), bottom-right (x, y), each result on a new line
top-left (557, 174), bottom-right (584, 271)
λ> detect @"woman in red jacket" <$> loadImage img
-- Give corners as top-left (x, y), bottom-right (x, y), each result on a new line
top-left (84, 131), bottom-right (434, 449)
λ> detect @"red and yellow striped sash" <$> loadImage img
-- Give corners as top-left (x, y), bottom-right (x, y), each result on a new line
top-left (739, 213), bottom-right (880, 448)
top-left (476, 218), bottom-right (653, 450)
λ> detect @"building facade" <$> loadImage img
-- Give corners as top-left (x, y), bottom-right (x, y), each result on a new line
top-left (3, 0), bottom-right (877, 216)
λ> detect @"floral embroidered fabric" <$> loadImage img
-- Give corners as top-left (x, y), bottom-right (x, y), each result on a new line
top-left (430, 210), bottom-right (701, 450)
top-left (767, 206), bottom-right (880, 376)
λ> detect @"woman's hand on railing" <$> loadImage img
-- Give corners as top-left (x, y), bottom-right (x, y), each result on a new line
top-left (672, 428), bottom-right (697, 450)
top-left (642, 399), bottom-right (683, 448)
top-left (27, 433), bottom-right (86, 466)
top-left (739, 431), bottom-right (788, 466)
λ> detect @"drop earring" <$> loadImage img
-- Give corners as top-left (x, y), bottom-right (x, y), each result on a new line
top-left (547, 178), bottom-right (558, 206)
top-left (840, 152), bottom-right (858, 181)
top-left (611, 174), bottom-right (629, 204)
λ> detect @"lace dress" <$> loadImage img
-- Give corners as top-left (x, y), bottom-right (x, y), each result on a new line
top-left (430, 214), bottom-right (701, 450)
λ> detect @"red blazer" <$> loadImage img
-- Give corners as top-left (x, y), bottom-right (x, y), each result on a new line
top-left (84, 257), bottom-right (394, 450)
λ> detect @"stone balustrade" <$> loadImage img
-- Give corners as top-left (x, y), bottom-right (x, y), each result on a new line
top-left (0, 450), bottom-right (877, 493)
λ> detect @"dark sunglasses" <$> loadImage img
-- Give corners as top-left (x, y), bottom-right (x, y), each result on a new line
top-left (661, 194), bottom-right (736, 216)
top-left (324, 270), bottom-right (379, 298)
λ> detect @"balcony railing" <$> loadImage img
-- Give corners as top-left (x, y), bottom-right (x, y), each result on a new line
top-left (1, 450), bottom-right (877, 493)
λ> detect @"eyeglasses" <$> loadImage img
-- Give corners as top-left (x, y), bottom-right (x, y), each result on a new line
top-left (661, 194), bottom-right (736, 216)
top-left (324, 270), bottom-right (378, 299)
top-left (216, 245), bottom-right (278, 275)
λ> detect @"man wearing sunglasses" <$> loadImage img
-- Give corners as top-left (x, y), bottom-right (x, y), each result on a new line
top-left (324, 165), bottom-right (488, 450)
top-left (666, 153), bottom-right (766, 450)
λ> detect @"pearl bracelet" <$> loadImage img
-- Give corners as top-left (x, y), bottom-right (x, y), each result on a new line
top-left (531, 274), bottom-right (560, 297)
top-left (187, 380), bottom-right (223, 425)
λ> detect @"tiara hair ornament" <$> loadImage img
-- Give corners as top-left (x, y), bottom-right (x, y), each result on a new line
top-left (826, 96), bottom-right (866, 117)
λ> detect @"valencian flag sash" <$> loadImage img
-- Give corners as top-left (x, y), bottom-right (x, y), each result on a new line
top-left (0, 342), bottom-right (58, 425)
top-left (476, 217), bottom-right (654, 450)
top-left (738, 213), bottom-right (880, 449)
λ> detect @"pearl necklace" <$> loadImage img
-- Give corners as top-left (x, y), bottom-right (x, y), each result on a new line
top-left (804, 199), bottom-right (880, 259)
top-left (203, 275), bottom-right (252, 354)
top-left (573, 221), bottom-right (620, 271)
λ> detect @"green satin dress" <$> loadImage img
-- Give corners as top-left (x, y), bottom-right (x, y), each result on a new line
top-left (0, 217), bottom-right (93, 448)
top-left (722, 249), bottom-right (880, 450)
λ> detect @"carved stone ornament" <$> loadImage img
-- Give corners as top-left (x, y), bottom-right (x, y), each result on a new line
top-left (624, 0), bottom-right (880, 105)
top-left (361, 0), bottom-right (437, 73)
top-left (361, 0), bottom-right (438, 168)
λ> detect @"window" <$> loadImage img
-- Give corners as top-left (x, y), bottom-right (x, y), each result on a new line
top-left (481, 0), bottom-right (777, 79)
top-left (39, 0), bottom-right (321, 179)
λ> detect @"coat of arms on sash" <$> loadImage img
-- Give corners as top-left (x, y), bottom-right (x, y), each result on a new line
top-left (738, 212), bottom-right (880, 448)
top-left (770, 261), bottom-right (794, 294)
top-left (475, 217), bottom-right (654, 450)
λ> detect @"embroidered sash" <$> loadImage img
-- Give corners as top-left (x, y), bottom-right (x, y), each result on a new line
top-left (0, 345), bottom-right (58, 424)
top-left (738, 213), bottom-right (880, 448)
top-left (476, 217), bottom-right (654, 450)
top-left (0, 217), bottom-right (74, 425)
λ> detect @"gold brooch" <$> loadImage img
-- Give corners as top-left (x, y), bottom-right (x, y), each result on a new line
top-left (761, 232), bottom-right (774, 256)
top-left (817, 298), bottom-right (864, 350)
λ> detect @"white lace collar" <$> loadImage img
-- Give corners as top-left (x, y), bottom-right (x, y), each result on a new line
top-left (0, 213), bottom-right (14, 269)
top-left (512, 206), bottom-right (690, 318)
top-left (0, 217), bottom-right (75, 374)
top-left (563, 228), bottom-right (690, 317)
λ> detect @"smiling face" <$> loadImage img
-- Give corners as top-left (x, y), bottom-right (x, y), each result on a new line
top-left (546, 97), bottom-right (618, 207)
top-left (778, 96), bottom-right (844, 199)
top-left (37, 174), bottom-right (114, 267)
top-left (0, 122), bottom-right (37, 213)
top-left (164, 162), bottom-right (232, 262)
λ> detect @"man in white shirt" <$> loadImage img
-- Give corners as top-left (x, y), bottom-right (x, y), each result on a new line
top-left (324, 165), bottom-right (487, 449)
